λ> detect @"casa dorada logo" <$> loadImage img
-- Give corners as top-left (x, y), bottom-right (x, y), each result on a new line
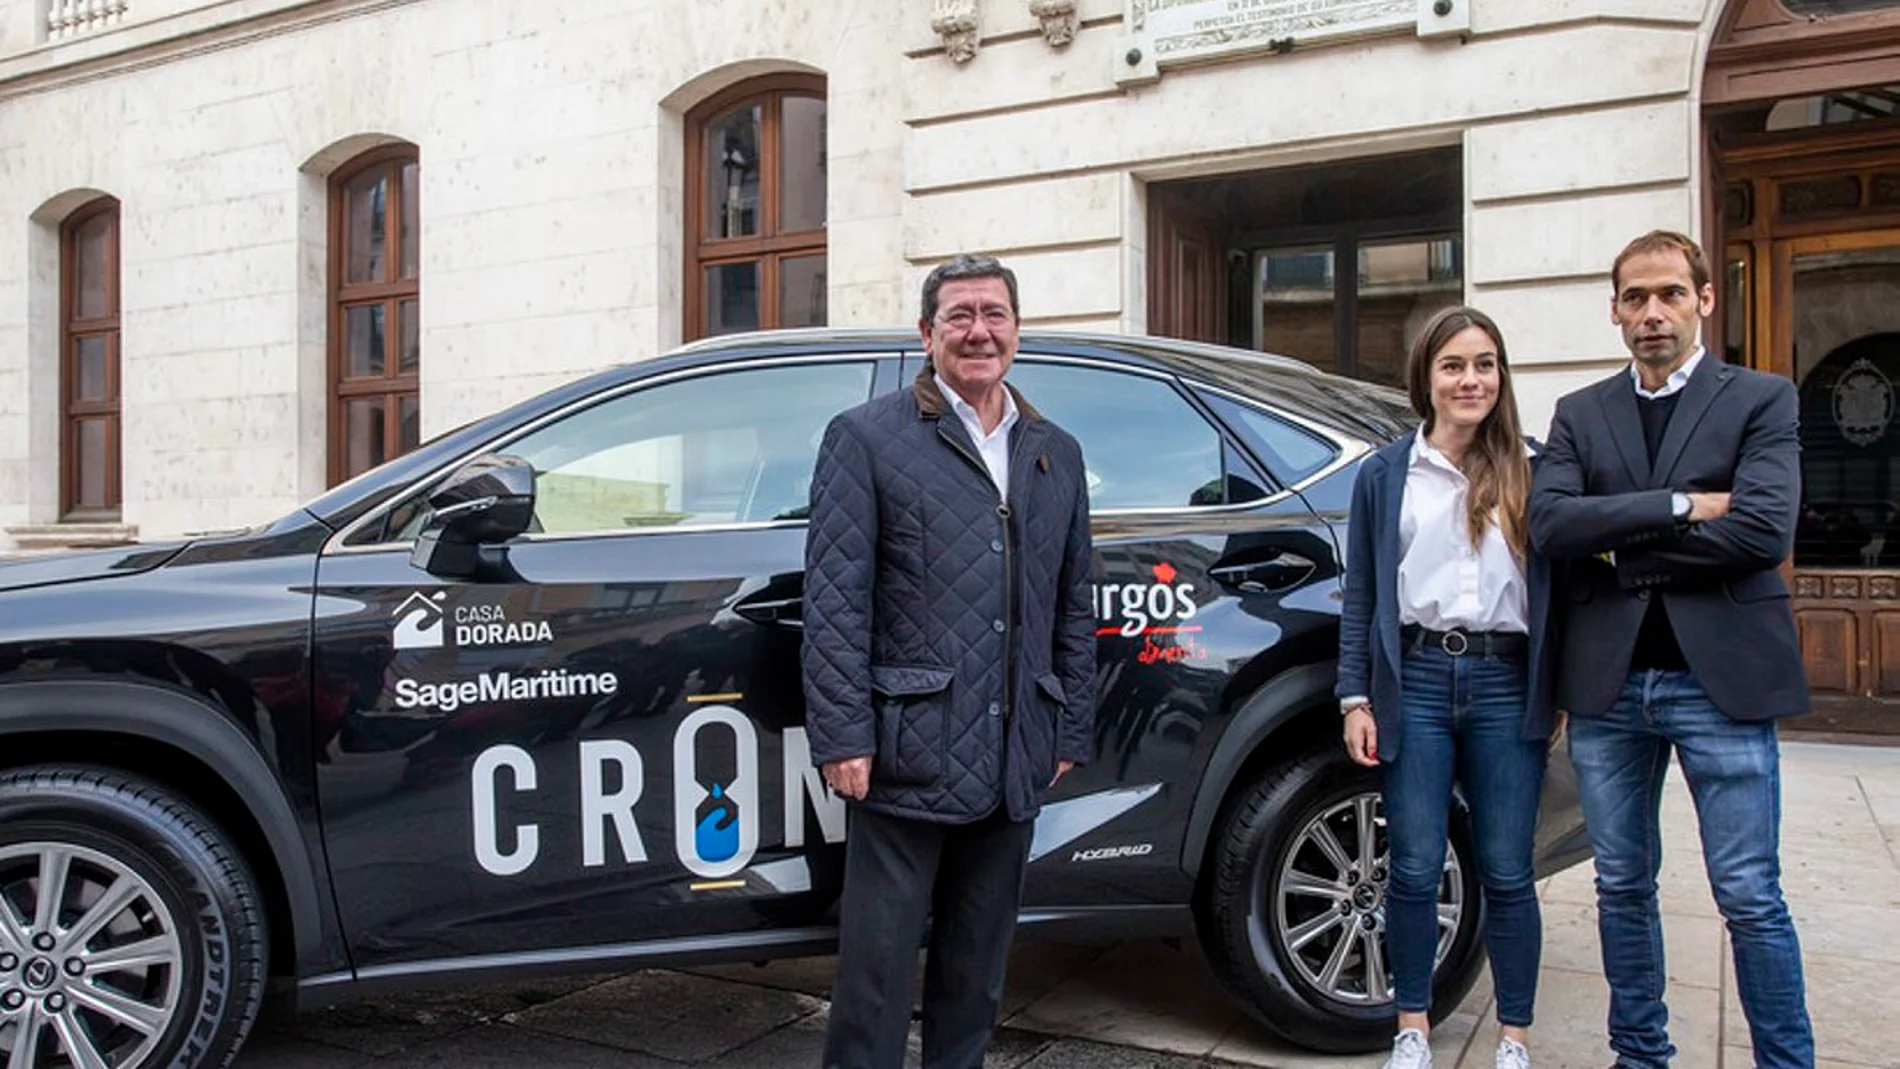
top-left (391, 591), bottom-right (554, 651)
top-left (1095, 561), bottom-right (1199, 638)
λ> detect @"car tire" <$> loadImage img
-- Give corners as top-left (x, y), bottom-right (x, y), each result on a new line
top-left (0, 765), bottom-right (268, 1069)
top-left (1196, 747), bottom-right (1485, 1054)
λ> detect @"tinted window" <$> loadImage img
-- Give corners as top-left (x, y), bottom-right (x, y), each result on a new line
top-left (1008, 362), bottom-right (1232, 510)
top-left (395, 362), bottom-right (872, 539)
top-left (1201, 390), bottom-right (1342, 485)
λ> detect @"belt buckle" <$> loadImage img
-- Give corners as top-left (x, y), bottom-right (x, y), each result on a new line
top-left (1441, 629), bottom-right (1470, 657)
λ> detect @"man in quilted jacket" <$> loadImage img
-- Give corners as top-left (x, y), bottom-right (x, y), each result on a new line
top-left (803, 253), bottom-right (1097, 1069)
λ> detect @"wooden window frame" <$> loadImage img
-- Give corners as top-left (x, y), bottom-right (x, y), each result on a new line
top-left (328, 144), bottom-right (421, 487)
top-left (60, 197), bottom-right (122, 520)
top-left (683, 74), bottom-right (827, 341)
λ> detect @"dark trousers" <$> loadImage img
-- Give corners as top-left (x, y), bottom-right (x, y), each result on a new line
top-left (822, 804), bottom-right (1034, 1069)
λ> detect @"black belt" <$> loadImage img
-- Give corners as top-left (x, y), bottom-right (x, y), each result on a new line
top-left (1402, 624), bottom-right (1528, 659)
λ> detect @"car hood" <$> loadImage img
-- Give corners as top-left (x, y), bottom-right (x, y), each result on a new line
top-left (0, 542), bottom-right (191, 594)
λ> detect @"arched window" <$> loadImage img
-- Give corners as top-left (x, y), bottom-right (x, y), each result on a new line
top-left (330, 145), bottom-right (420, 485)
top-left (61, 198), bottom-right (121, 518)
top-left (685, 75), bottom-right (827, 340)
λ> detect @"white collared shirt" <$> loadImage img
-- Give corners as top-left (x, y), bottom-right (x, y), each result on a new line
top-left (1630, 346), bottom-right (1705, 400)
top-left (1397, 429), bottom-right (1530, 634)
top-left (937, 373), bottom-right (1019, 496)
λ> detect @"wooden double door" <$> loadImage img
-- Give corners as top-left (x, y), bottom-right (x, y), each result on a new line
top-left (1723, 143), bottom-right (1900, 731)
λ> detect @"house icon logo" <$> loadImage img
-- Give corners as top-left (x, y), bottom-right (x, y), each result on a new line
top-left (393, 591), bottom-right (448, 650)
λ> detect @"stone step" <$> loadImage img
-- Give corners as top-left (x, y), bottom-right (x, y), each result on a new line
top-left (3, 523), bottom-right (140, 553)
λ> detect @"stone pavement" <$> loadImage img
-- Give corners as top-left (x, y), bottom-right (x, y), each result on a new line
top-left (238, 741), bottom-right (1900, 1069)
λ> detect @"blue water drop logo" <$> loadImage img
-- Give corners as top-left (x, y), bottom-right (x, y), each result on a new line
top-left (695, 782), bottom-right (740, 864)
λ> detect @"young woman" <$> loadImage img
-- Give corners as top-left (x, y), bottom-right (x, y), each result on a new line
top-left (1335, 306), bottom-right (1557, 1069)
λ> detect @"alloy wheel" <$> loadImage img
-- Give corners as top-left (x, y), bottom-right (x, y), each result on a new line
top-left (0, 842), bottom-right (184, 1069)
top-left (1270, 790), bottom-right (1465, 1005)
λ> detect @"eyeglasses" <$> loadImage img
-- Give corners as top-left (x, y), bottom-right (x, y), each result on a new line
top-left (935, 305), bottom-right (1016, 332)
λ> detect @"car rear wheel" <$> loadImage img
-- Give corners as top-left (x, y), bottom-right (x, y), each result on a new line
top-left (0, 766), bottom-right (267, 1069)
top-left (1197, 747), bottom-right (1485, 1053)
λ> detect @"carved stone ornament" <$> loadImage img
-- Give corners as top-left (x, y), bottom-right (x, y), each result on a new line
top-left (1029, 0), bottom-right (1079, 46)
top-left (931, 0), bottom-right (981, 63)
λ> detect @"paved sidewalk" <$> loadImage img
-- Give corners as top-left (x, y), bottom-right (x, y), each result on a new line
top-left (239, 741), bottom-right (1900, 1068)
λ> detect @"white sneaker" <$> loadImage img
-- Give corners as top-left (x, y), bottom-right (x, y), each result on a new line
top-left (1495, 1037), bottom-right (1530, 1069)
top-left (1381, 1028), bottom-right (1432, 1069)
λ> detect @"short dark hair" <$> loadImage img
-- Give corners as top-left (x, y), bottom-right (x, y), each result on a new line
top-left (919, 254), bottom-right (1020, 324)
top-left (1612, 230), bottom-right (1711, 293)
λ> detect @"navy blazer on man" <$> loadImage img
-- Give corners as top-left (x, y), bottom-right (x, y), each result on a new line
top-left (1528, 356), bottom-right (1807, 722)
top-left (1336, 435), bottom-right (1560, 762)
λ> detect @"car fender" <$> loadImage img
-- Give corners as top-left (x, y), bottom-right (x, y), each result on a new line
top-left (1179, 660), bottom-right (1337, 880)
top-left (0, 678), bottom-right (329, 973)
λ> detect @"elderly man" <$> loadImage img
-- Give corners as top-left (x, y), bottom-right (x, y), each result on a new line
top-left (802, 254), bottom-right (1096, 1069)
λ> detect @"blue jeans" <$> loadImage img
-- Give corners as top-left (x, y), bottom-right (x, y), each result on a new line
top-left (1568, 669), bottom-right (1814, 1069)
top-left (1385, 645), bottom-right (1547, 1025)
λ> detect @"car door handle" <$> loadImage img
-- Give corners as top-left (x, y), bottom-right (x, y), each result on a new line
top-left (1210, 552), bottom-right (1315, 594)
top-left (732, 594), bottom-right (804, 629)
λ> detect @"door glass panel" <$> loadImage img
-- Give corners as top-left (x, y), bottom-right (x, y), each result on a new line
top-left (1790, 245), bottom-right (1900, 568)
top-left (780, 95), bottom-right (827, 234)
top-left (1725, 245), bottom-right (1750, 365)
top-left (399, 299), bottom-right (420, 375)
top-left (780, 254), bottom-right (827, 329)
top-left (1006, 363), bottom-right (1224, 510)
top-left (400, 161), bottom-right (420, 280)
top-left (1355, 235), bottom-right (1463, 389)
top-left (73, 211), bottom-right (112, 320)
top-left (1201, 391), bottom-right (1340, 485)
top-left (704, 104), bottom-right (762, 240)
top-left (345, 304), bottom-right (386, 379)
top-left (74, 336), bottom-right (109, 402)
top-left (704, 262), bottom-right (760, 336)
top-left (501, 362), bottom-right (873, 534)
top-left (399, 393), bottom-right (421, 455)
top-left (345, 396), bottom-right (388, 479)
top-left (345, 167), bottom-right (389, 284)
top-left (75, 418), bottom-right (107, 508)
top-left (1257, 246), bottom-right (1337, 376)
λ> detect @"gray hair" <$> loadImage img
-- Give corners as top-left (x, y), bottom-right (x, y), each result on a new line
top-left (918, 254), bottom-right (1020, 324)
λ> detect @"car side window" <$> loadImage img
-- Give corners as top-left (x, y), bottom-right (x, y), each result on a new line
top-left (1199, 390), bottom-right (1341, 485)
top-left (1006, 361), bottom-right (1251, 510)
top-left (393, 362), bottom-right (873, 540)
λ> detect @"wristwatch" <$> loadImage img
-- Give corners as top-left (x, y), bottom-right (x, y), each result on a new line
top-left (1671, 492), bottom-right (1692, 521)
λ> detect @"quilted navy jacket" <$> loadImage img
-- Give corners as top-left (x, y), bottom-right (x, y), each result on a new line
top-left (802, 369), bottom-right (1096, 824)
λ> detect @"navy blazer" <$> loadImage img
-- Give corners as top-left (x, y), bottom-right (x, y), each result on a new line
top-left (1336, 435), bottom-right (1560, 762)
top-left (1528, 358), bottom-right (1806, 721)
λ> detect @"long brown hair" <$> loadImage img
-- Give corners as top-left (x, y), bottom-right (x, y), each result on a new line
top-left (1405, 306), bottom-right (1531, 557)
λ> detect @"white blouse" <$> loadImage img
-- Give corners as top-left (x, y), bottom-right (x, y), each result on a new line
top-left (1397, 430), bottom-right (1529, 634)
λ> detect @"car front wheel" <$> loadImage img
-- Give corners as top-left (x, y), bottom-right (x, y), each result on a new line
top-left (0, 766), bottom-right (268, 1069)
top-left (1197, 747), bottom-right (1485, 1053)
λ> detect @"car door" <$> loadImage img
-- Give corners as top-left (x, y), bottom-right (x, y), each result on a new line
top-left (310, 354), bottom-right (894, 972)
top-left (914, 353), bottom-right (1348, 908)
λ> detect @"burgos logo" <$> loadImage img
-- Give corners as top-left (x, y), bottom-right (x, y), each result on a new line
top-left (393, 591), bottom-right (448, 650)
top-left (1095, 561), bottom-right (1198, 638)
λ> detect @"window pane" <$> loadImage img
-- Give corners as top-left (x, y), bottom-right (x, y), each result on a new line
top-left (345, 304), bottom-right (386, 379)
top-left (1202, 391), bottom-right (1340, 485)
top-left (400, 299), bottom-right (420, 375)
top-left (74, 336), bottom-right (109, 402)
top-left (399, 393), bottom-right (421, 454)
top-left (1355, 235), bottom-right (1463, 389)
top-left (1782, 2), bottom-right (1900, 17)
top-left (401, 161), bottom-right (420, 280)
top-left (780, 254), bottom-right (826, 329)
top-left (506, 362), bottom-right (874, 534)
top-left (1006, 363), bottom-right (1224, 510)
top-left (73, 211), bottom-right (112, 320)
top-left (75, 418), bottom-right (108, 509)
top-left (345, 168), bottom-right (389, 284)
top-left (704, 105), bottom-right (762, 240)
top-left (1258, 245), bottom-right (1338, 375)
top-left (346, 396), bottom-right (388, 479)
top-left (704, 261), bottom-right (760, 336)
top-left (780, 95), bottom-right (827, 234)
top-left (1725, 247), bottom-right (1750, 365)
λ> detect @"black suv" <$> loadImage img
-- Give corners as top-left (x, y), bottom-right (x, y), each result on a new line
top-left (0, 330), bottom-right (1586, 1069)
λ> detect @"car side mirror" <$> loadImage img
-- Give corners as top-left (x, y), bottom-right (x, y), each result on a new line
top-left (410, 454), bottom-right (536, 578)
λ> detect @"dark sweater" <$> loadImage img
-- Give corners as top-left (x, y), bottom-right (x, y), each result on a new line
top-left (1631, 391), bottom-right (1687, 671)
